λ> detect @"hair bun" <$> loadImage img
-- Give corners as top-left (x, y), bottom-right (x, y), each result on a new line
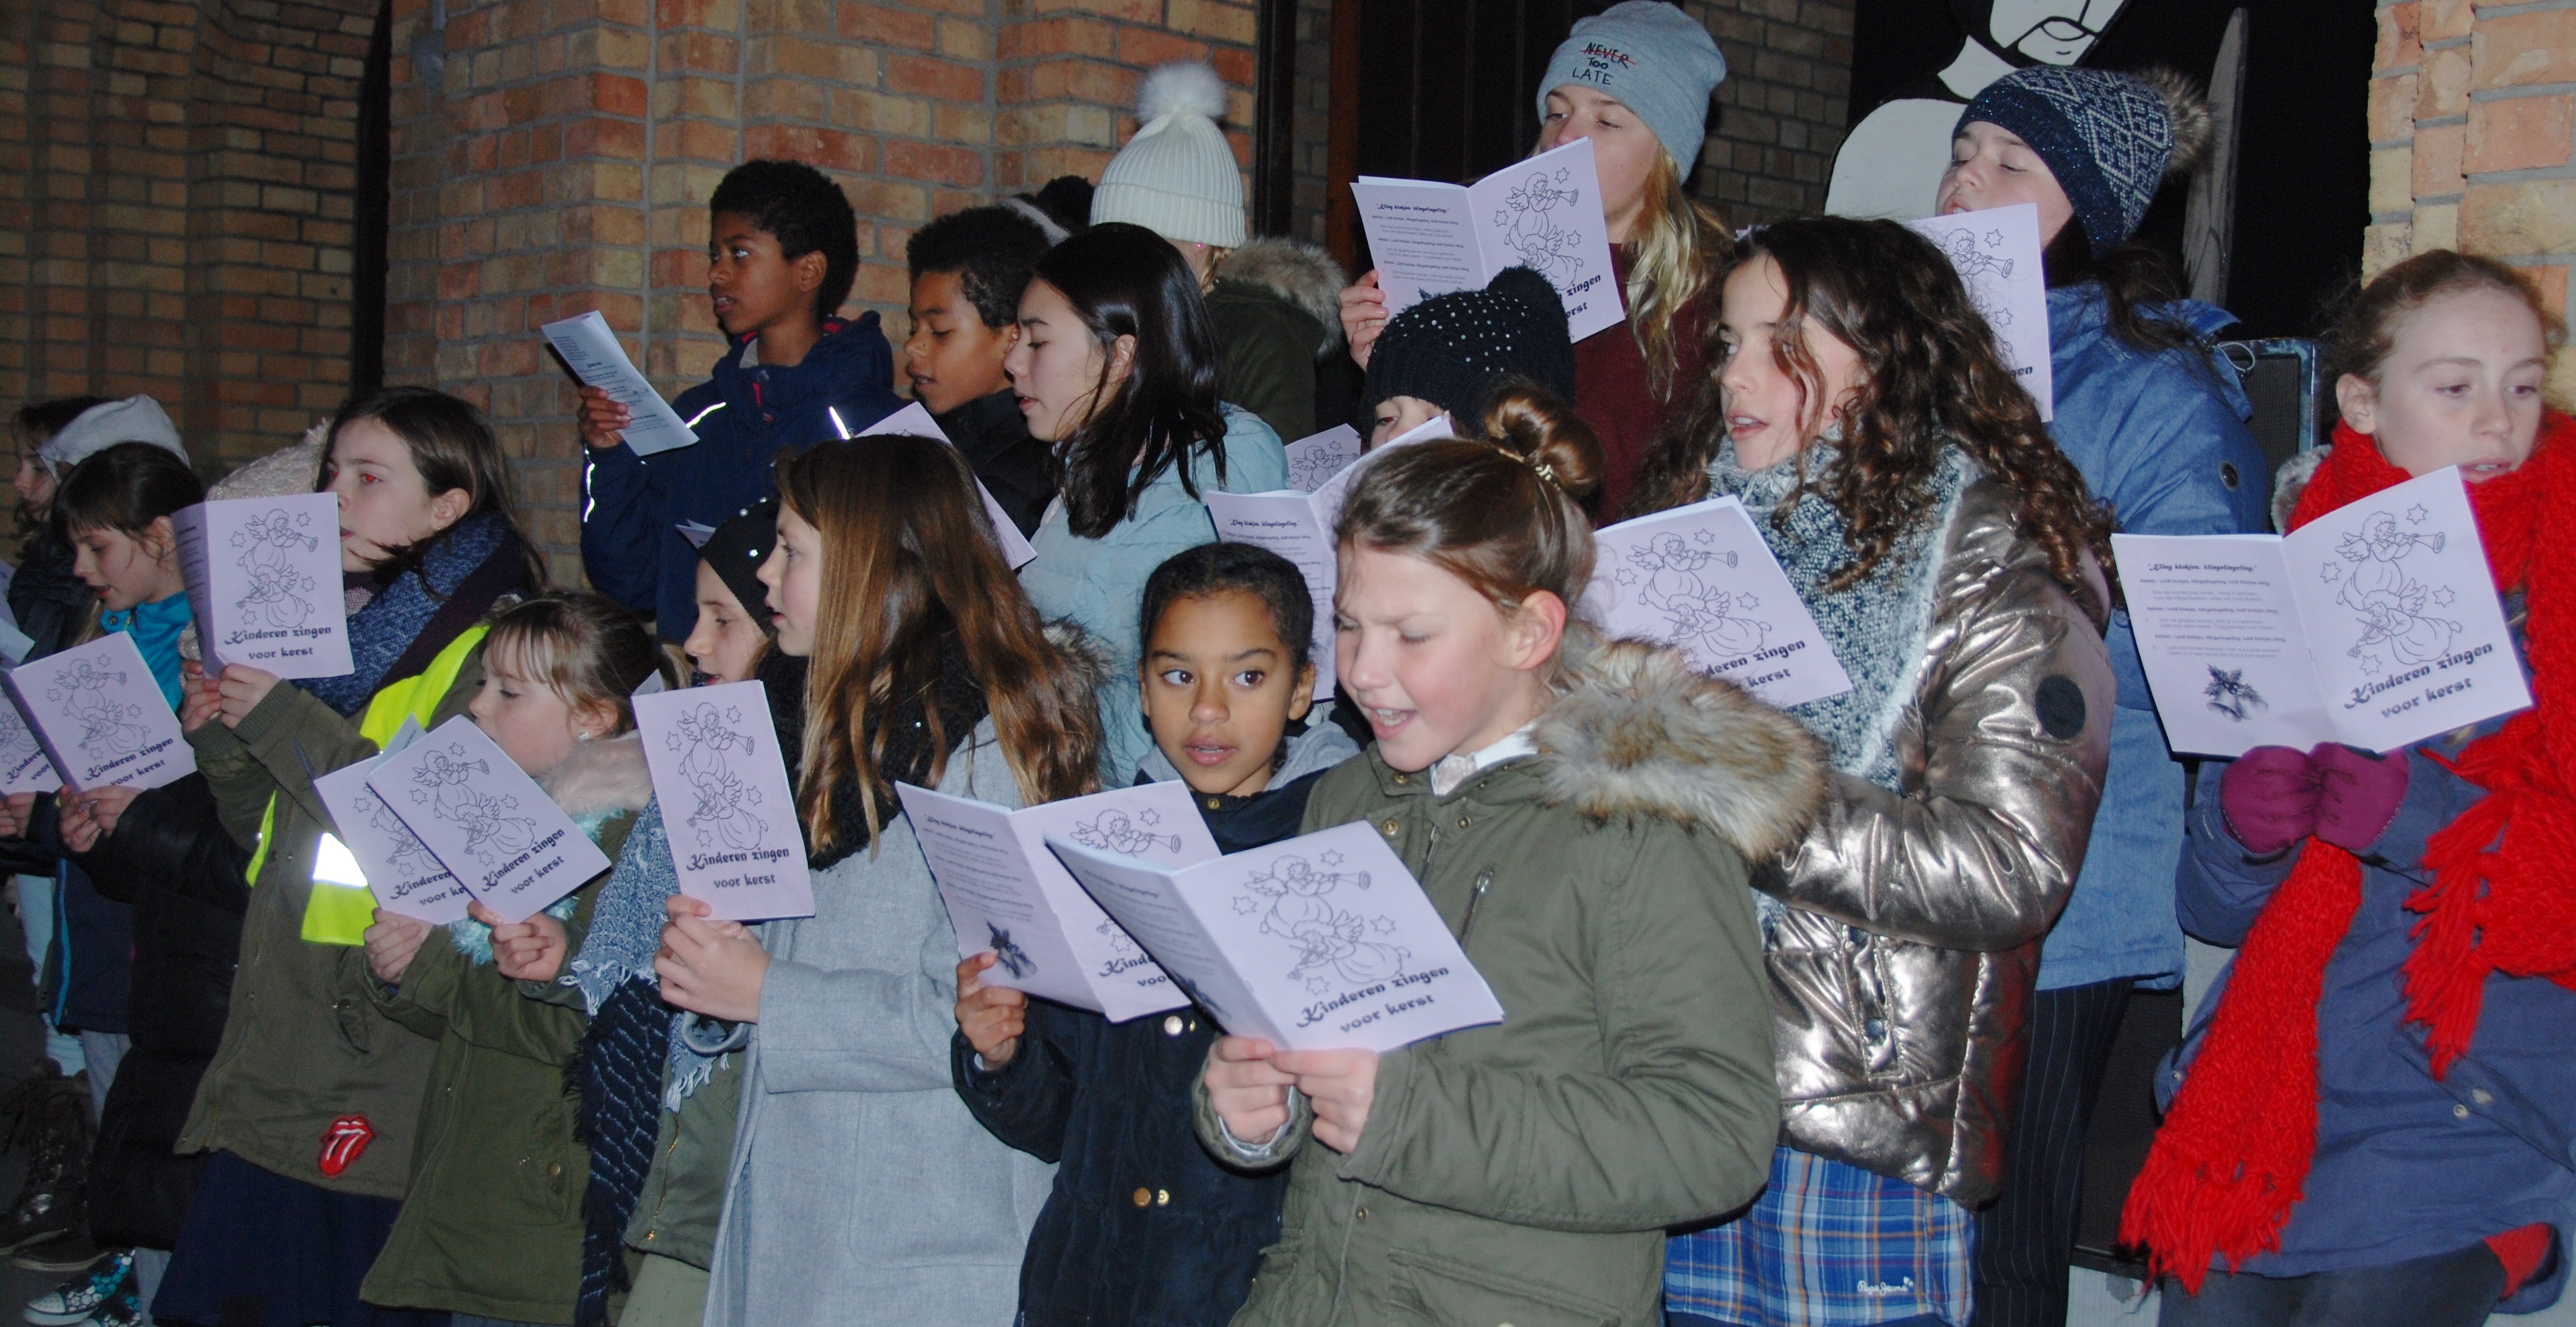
top-left (1473, 379), bottom-right (1604, 509)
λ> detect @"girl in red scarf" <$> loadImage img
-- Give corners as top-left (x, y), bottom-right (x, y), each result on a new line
top-left (2130, 250), bottom-right (2576, 1326)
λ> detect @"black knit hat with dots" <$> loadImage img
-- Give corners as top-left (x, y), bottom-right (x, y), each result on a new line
top-left (699, 496), bottom-right (779, 637)
top-left (1364, 267), bottom-right (1576, 421)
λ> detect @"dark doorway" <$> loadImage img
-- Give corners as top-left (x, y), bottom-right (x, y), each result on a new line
top-left (1322, 0), bottom-right (1614, 270)
top-left (350, 0), bottom-right (393, 398)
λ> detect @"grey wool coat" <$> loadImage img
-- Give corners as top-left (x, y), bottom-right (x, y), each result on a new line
top-left (702, 719), bottom-right (1055, 1327)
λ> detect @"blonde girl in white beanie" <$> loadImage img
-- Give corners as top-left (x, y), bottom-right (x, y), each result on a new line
top-left (1337, 0), bottom-right (1731, 520)
top-left (1092, 62), bottom-right (1348, 440)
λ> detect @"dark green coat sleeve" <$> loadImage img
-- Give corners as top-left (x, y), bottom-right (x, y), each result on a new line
top-left (1210, 287), bottom-right (1321, 442)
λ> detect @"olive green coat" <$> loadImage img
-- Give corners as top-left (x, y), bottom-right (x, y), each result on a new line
top-left (1207, 238), bottom-right (1346, 442)
top-left (1195, 633), bottom-right (1822, 1327)
top-left (356, 734), bottom-right (652, 1323)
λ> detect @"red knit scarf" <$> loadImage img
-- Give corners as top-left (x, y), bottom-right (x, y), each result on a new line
top-left (2121, 414), bottom-right (2576, 1293)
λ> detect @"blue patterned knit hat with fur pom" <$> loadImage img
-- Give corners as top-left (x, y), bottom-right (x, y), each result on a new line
top-left (1958, 67), bottom-right (2176, 253)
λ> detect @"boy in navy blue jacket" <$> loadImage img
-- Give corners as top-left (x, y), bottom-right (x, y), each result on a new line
top-left (578, 160), bottom-right (902, 642)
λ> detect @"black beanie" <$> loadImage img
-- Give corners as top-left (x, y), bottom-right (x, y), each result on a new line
top-left (699, 497), bottom-right (779, 635)
top-left (1365, 267), bottom-right (1576, 421)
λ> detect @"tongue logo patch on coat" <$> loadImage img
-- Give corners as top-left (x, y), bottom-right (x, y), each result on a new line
top-left (317, 1114), bottom-right (376, 1176)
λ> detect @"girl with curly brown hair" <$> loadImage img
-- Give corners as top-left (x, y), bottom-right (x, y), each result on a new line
top-left (1639, 215), bottom-right (2115, 1327)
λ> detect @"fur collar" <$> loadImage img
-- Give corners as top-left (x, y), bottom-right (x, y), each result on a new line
top-left (2272, 444), bottom-right (2328, 534)
top-left (1532, 628), bottom-right (1827, 861)
top-left (540, 732), bottom-right (654, 820)
top-left (1216, 239), bottom-right (1348, 345)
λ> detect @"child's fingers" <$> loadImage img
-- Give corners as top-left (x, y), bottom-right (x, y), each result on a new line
top-left (467, 901), bottom-right (505, 928)
top-left (1210, 1035), bottom-right (1278, 1064)
top-left (666, 894), bottom-right (713, 920)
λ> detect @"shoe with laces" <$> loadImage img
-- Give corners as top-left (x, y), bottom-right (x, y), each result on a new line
top-left (78, 1276), bottom-right (142, 1327)
top-left (20, 1247), bottom-right (130, 1326)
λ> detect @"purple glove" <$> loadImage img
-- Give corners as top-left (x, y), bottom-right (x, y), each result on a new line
top-left (2220, 746), bottom-right (2318, 854)
top-left (2310, 743), bottom-right (2409, 853)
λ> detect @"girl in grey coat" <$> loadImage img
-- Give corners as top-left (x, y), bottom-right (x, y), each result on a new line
top-left (655, 436), bottom-right (1103, 1326)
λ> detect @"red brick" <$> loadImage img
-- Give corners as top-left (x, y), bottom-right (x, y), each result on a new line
top-left (884, 138), bottom-right (982, 186)
top-left (2466, 94), bottom-right (2575, 174)
top-left (839, 3), bottom-right (935, 48)
top-left (1116, 26), bottom-right (1210, 69)
top-left (884, 53), bottom-right (982, 103)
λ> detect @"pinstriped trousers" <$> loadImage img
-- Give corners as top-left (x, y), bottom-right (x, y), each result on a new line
top-left (1971, 977), bottom-right (2136, 1327)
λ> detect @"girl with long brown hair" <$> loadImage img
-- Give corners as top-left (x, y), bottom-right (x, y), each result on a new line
top-left (1635, 216), bottom-right (2116, 1327)
top-left (654, 434), bottom-right (1098, 1327)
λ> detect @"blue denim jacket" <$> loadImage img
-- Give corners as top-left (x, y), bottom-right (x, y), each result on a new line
top-left (2039, 285), bottom-right (2269, 990)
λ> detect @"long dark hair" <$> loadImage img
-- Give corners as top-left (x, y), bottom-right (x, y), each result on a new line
top-left (322, 386), bottom-right (543, 589)
top-left (1634, 216), bottom-right (2112, 621)
top-left (2043, 219), bottom-right (2204, 358)
top-left (54, 442), bottom-right (205, 543)
top-left (1033, 222), bottom-right (1230, 538)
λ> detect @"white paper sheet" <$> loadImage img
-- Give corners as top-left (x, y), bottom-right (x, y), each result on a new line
top-left (899, 780), bottom-right (1219, 1023)
top-left (0, 694), bottom-right (60, 796)
top-left (2116, 467), bottom-right (2532, 756)
top-left (1282, 425), bottom-right (1362, 494)
top-left (172, 492), bottom-right (355, 680)
top-left (1903, 203), bottom-right (2055, 420)
top-left (1, 633), bottom-right (194, 792)
top-left (541, 311), bottom-right (699, 455)
top-left (634, 681), bottom-right (812, 921)
top-left (366, 716), bottom-right (611, 923)
top-left (312, 718), bottom-right (469, 923)
top-left (1586, 497), bottom-right (1853, 709)
top-left (1355, 137), bottom-right (1625, 343)
top-left (856, 402), bottom-right (1039, 569)
top-left (1047, 820), bottom-right (1504, 1052)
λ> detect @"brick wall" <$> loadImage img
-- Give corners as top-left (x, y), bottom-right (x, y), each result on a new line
top-left (1689, 0), bottom-right (1850, 224)
top-left (2369, 0), bottom-right (2576, 399)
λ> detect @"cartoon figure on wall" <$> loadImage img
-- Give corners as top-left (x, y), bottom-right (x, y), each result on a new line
top-left (1236, 851), bottom-right (1408, 995)
top-left (2332, 509), bottom-right (2461, 673)
top-left (1494, 166), bottom-right (1590, 284)
top-left (231, 507), bottom-right (322, 629)
top-left (668, 702), bottom-right (766, 852)
top-left (46, 659), bottom-right (153, 760)
top-left (410, 745), bottom-right (538, 868)
top-left (1827, 0), bottom-right (2132, 220)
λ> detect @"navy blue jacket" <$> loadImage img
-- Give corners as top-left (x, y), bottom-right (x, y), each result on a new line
top-left (951, 768), bottom-right (1335, 1327)
top-left (580, 316), bottom-right (902, 642)
top-left (2175, 698), bottom-right (2576, 1310)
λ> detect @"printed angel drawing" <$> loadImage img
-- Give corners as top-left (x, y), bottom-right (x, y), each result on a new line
top-left (358, 787), bottom-right (444, 897)
top-left (409, 746), bottom-right (538, 868)
top-left (1493, 167), bottom-right (1588, 284)
top-left (46, 659), bottom-right (152, 759)
top-left (667, 703), bottom-right (765, 851)
top-left (2204, 665), bottom-right (2267, 722)
top-left (2334, 511), bottom-right (2461, 671)
top-left (1070, 807), bottom-right (1181, 857)
top-left (1624, 533), bottom-right (1769, 659)
top-left (1239, 853), bottom-right (1407, 993)
top-left (230, 508), bottom-right (320, 629)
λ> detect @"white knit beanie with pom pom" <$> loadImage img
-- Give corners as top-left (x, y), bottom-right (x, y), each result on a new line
top-left (1090, 62), bottom-right (1245, 248)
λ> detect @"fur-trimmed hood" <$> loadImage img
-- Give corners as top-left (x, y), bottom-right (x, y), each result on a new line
top-left (2273, 443), bottom-right (2329, 533)
top-left (540, 732), bottom-right (654, 820)
top-left (1216, 238), bottom-right (1348, 347)
top-left (1532, 628), bottom-right (1827, 861)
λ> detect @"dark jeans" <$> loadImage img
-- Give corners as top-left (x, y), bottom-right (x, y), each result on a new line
top-left (2157, 1243), bottom-right (2506, 1327)
top-left (1972, 977), bottom-right (2135, 1327)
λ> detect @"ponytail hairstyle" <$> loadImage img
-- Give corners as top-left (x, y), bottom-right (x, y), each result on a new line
top-left (320, 386), bottom-right (543, 590)
top-left (1335, 390), bottom-right (1601, 678)
top-left (1622, 153), bottom-right (1734, 402)
top-left (774, 435), bottom-right (1100, 858)
top-left (54, 441), bottom-right (205, 545)
top-left (2324, 248), bottom-right (2565, 391)
top-left (481, 591), bottom-right (671, 737)
top-left (1636, 216), bottom-right (2112, 621)
top-left (1032, 222), bottom-right (1231, 538)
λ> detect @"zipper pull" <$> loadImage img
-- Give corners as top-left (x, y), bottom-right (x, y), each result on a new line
top-left (1458, 868), bottom-right (1494, 943)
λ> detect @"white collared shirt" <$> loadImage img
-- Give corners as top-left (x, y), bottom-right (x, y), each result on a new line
top-left (1428, 723), bottom-right (1540, 796)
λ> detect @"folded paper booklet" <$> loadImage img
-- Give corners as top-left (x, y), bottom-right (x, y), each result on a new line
top-left (540, 310), bottom-right (699, 455)
top-left (855, 402), bottom-right (1038, 570)
top-left (172, 491), bottom-right (354, 679)
top-left (2, 633), bottom-right (195, 792)
top-left (1281, 424), bottom-right (1362, 494)
top-left (633, 680), bottom-right (812, 921)
top-left (1903, 203), bottom-right (2054, 420)
top-left (1587, 497), bottom-right (1853, 709)
top-left (313, 719), bottom-right (471, 924)
top-left (0, 694), bottom-right (59, 796)
top-left (1205, 415), bottom-right (1455, 695)
top-left (1047, 820), bottom-right (1504, 1053)
top-left (2114, 466), bottom-right (2532, 758)
top-left (899, 780), bottom-right (1219, 1023)
top-left (366, 716), bottom-right (611, 924)
top-left (1354, 137), bottom-right (1623, 343)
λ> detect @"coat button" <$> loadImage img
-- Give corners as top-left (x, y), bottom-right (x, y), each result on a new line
top-left (2454, 1103), bottom-right (2471, 1119)
top-left (1162, 1015), bottom-right (1184, 1036)
top-left (1155, 1189), bottom-right (1170, 1206)
top-left (1455, 816), bottom-right (1469, 829)
top-left (1131, 1187), bottom-right (1151, 1207)
top-left (1381, 819), bottom-right (1400, 837)
top-left (547, 1162), bottom-right (564, 1179)
top-left (1354, 1205), bottom-right (1369, 1220)
top-left (1392, 773), bottom-right (1409, 785)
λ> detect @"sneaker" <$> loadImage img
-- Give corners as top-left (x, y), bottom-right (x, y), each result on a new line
top-left (0, 1072), bottom-right (91, 1257)
top-left (20, 1248), bottom-right (129, 1325)
top-left (8, 1224), bottom-right (103, 1274)
top-left (80, 1278), bottom-right (141, 1327)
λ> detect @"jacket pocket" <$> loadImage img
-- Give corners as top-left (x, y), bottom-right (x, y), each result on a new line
top-left (1384, 1248), bottom-right (1623, 1327)
top-left (330, 991), bottom-right (374, 1056)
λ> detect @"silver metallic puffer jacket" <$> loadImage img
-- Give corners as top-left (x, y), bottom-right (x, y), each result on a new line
top-left (1754, 474), bottom-right (2114, 1204)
